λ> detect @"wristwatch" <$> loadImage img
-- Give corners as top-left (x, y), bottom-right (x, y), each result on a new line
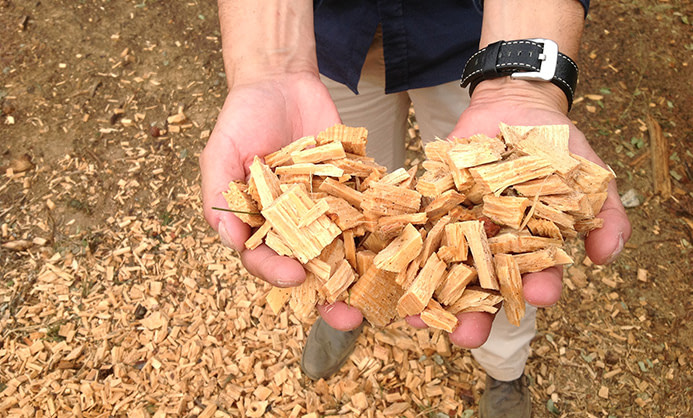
top-left (461, 39), bottom-right (579, 110)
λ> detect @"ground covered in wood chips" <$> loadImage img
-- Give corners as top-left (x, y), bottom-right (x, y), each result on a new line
top-left (1, 0), bottom-right (691, 417)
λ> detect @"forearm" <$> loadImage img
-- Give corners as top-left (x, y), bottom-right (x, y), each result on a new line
top-left (218, 0), bottom-right (318, 88)
top-left (480, 0), bottom-right (585, 56)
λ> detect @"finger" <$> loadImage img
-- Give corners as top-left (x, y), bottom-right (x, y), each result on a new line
top-left (240, 244), bottom-right (306, 287)
top-left (405, 315), bottom-right (428, 329)
top-left (522, 266), bottom-right (563, 308)
top-left (200, 134), bottom-right (246, 238)
top-left (585, 180), bottom-right (632, 265)
top-left (317, 302), bottom-right (364, 331)
top-left (217, 217), bottom-right (251, 253)
top-left (448, 311), bottom-right (495, 348)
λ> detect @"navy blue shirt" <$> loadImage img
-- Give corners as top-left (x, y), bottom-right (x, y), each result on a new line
top-left (314, 0), bottom-right (589, 94)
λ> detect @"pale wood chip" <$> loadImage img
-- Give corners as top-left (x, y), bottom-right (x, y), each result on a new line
top-left (321, 259), bottom-right (357, 304)
top-left (261, 185), bottom-right (340, 263)
top-left (469, 155), bottom-right (555, 195)
top-left (266, 287), bottom-right (292, 314)
top-left (264, 135), bottom-right (317, 168)
top-left (420, 299), bottom-right (459, 333)
top-left (274, 163), bottom-right (344, 177)
top-left (222, 181), bottom-right (265, 227)
top-left (494, 254), bottom-right (525, 326)
top-left (373, 224), bottom-right (423, 273)
top-left (349, 266), bottom-right (404, 327)
top-left (513, 246), bottom-right (574, 274)
top-left (482, 194), bottom-right (530, 230)
top-left (500, 123), bottom-right (580, 176)
top-left (397, 253), bottom-right (447, 317)
top-left (249, 156), bottom-right (283, 208)
top-left (317, 124), bottom-right (368, 155)
top-left (458, 220), bottom-right (499, 290)
top-left (435, 263), bottom-right (477, 306)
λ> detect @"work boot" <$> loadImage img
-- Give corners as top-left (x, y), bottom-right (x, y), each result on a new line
top-left (479, 374), bottom-right (531, 418)
top-left (300, 318), bottom-right (364, 380)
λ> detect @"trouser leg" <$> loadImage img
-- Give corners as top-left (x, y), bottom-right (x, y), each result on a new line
top-left (320, 30), bottom-right (410, 171)
top-left (471, 304), bottom-right (537, 381)
top-left (407, 80), bottom-right (469, 143)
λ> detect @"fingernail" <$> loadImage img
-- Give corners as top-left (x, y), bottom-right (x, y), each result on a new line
top-left (218, 220), bottom-right (236, 251)
top-left (605, 232), bottom-right (624, 264)
top-left (275, 279), bottom-right (295, 287)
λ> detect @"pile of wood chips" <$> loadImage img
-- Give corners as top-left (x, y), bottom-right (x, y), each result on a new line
top-left (224, 123), bottom-right (613, 332)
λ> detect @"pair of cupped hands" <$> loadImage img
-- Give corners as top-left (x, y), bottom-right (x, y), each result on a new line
top-left (200, 72), bottom-right (631, 348)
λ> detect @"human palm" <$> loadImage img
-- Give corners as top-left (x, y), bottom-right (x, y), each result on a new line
top-left (200, 74), bottom-right (340, 286)
top-left (406, 81), bottom-right (631, 348)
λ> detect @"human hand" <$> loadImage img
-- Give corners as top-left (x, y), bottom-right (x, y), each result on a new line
top-left (200, 73), bottom-right (366, 331)
top-left (405, 78), bottom-right (632, 348)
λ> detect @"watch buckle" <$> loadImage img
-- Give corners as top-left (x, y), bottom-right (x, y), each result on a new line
top-left (511, 38), bottom-right (558, 81)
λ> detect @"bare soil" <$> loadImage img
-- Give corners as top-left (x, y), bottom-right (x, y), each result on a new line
top-left (1, 0), bottom-right (691, 416)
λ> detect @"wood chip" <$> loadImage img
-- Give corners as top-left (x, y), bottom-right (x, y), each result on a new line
top-left (249, 156), bottom-right (283, 208)
top-left (458, 220), bottom-right (499, 290)
top-left (317, 124), bottom-right (368, 155)
top-left (222, 181), bottom-right (265, 227)
top-left (500, 123), bottom-right (580, 176)
top-left (321, 259), bottom-right (357, 303)
top-left (291, 141), bottom-right (346, 164)
top-left (420, 299), bottom-right (459, 333)
top-left (435, 263), bottom-right (477, 306)
top-left (482, 194), bottom-right (530, 230)
top-left (447, 287), bottom-right (503, 315)
top-left (494, 254), bottom-right (525, 326)
top-left (513, 247), bottom-right (574, 274)
top-left (275, 163), bottom-right (345, 177)
top-left (447, 140), bottom-right (503, 169)
top-left (488, 232), bottom-right (563, 254)
top-left (397, 253), bottom-right (447, 317)
top-left (266, 287), bottom-right (292, 314)
top-left (350, 266), bottom-right (404, 327)
top-left (469, 156), bottom-right (554, 195)
top-left (264, 136), bottom-right (317, 168)
top-left (361, 182), bottom-right (422, 217)
top-left (647, 115), bottom-right (671, 198)
top-left (261, 185), bottom-right (340, 263)
top-left (373, 224), bottom-right (423, 273)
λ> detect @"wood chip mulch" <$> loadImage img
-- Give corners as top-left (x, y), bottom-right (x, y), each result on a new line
top-left (2, 128), bottom-right (689, 417)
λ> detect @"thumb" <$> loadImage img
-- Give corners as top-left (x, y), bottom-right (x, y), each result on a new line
top-left (584, 179), bottom-right (632, 264)
top-left (199, 132), bottom-right (250, 251)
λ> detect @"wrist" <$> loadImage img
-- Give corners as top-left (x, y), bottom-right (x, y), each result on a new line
top-left (471, 77), bottom-right (570, 114)
top-left (227, 57), bottom-right (319, 89)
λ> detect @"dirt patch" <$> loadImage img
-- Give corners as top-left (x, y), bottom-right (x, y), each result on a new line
top-left (1, 0), bottom-right (691, 416)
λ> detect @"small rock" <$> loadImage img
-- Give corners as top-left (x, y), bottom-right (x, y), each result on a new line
top-left (2, 102), bottom-right (15, 115)
top-left (149, 125), bottom-right (161, 137)
top-left (10, 154), bottom-right (34, 172)
top-left (620, 188), bottom-right (642, 208)
top-left (134, 304), bottom-right (148, 320)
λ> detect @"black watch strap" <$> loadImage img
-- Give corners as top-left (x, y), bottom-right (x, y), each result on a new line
top-left (461, 39), bottom-right (579, 110)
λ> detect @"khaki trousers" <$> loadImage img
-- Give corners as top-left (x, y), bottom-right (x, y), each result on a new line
top-left (321, 30), bottom-right (536, 381)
